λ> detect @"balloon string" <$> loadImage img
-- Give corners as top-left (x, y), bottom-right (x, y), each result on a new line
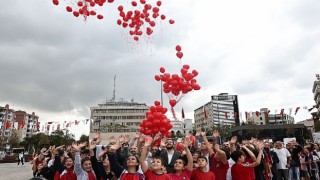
top-left (171, 106), bottom-right (178, 121)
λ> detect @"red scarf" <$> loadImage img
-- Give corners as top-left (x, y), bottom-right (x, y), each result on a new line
top-left (87, 171), bottom-right (96, 180)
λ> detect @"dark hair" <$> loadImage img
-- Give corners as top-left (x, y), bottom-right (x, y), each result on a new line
top-left (221, 147), bottom-right (231, 160)
top-left (127, 155), bottom-right (140, 171)
top-left (231, 150), bottom-right (243, 162)
top-left (81, 157), bottom-right (91, 165)
top-left (152, 155), bottom-right (165, 165)
top-left (197, 155), bottom-right (208, 162)
top-left (175, 158), bottom-right (187, 166)
top-left (62, 157), bottom-right (74, 166)
top-left (81, 149), bottom-right (90, 155)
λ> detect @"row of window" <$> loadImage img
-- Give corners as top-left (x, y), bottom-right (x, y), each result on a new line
top-left (94, 115), bottom-right (146, 120)
top-left (93, 109), bottom-right (147, 113)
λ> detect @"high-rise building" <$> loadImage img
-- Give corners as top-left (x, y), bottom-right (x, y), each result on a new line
top-left (0, 105), bottom-right (39, 142)
top-left (90, 99), bottom-right (149, 133)
top-left (194, 93), bottom-right (240, 131)
top-left (312, 74), bottom-right (320, 119)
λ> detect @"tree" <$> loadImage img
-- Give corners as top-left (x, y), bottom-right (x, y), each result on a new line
top-left (79, 134), bottom-right (89, 143)
top-left (8, 130), bottom-right (20, 147)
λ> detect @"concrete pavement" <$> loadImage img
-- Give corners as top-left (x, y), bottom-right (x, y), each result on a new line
top-left (0, 162), bottom-right (33, 180)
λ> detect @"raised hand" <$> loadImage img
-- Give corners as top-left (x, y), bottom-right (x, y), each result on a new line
top-left (135, 132), bottom-right (141, 139)
top-left (118, 135), bottom-right (125, 144)
top-left (109, 136), bottom-right (116, 144)
top-left (144, 136), bottom-right (153, 147)
top-left (124, 134), bottom-right (131, 143)
top-left (200, 131), bottom-right (206, 137)
top-left (89, 141), bottom-right (96, 150)
top-left (230, 136), bottom-right (237, 144)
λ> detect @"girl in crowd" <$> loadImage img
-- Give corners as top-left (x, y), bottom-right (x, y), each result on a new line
top-left (73, 142), bottom-right (97, 180)
top-left (108, 143), bottom-right (144, 180)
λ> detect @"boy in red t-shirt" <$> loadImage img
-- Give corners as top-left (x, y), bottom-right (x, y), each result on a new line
top-left (230, 143), bottom-right (264, 180)
top-left (191, 155), bottom-right (215, 180)
top-left (140, 136), bottom-right (171, 180)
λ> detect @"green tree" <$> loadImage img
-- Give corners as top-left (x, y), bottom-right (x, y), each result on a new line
top-left (79, 134), bottom-right (89, 143)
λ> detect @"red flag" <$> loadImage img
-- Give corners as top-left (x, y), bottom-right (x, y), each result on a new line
top-left (255, 111), bottom-right (260, 117)
top-left (181, 108), bottom-right (185, 119)
top-left (225, 112), bottom-right (228, 119)
top-left (280, 109), bottom-right (284, 118)
top-left (5, 121), bottom-right (11, 129)
top-left (75, 120), bottom-right (79, 125)
top-left (66, 123), bottom-right (70, 127)
top-left (57, 124), bottom-right (61, 131)
top-left (47, 124), bottom-right (50, 131)
top-left (295, 107), bottom-right (300, 115)
top-left (245, 111), bottom-right (248, 120)
top-left (204, 109), bottom-right (208, 119)
top-left (234, 112), bottom-right (238, 120)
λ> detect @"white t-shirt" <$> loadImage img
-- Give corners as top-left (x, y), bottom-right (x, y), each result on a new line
top-left (273, 148), bottom-right (291, 169)
top-left (226, 158), bottom-right (235, 180)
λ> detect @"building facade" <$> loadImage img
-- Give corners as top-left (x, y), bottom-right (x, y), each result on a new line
top-left (0, 105), bottom-right (39, 143)
top-left (171, 118), bottom-right (193, 136)
top-left (194, 93), bottom-right (240, 131)
top-left (312, 74), bottom-right (320, 118)
top-left (246, 108), bottom-right (294, 125)
top-left (90, 99), bottom-right (149, 133)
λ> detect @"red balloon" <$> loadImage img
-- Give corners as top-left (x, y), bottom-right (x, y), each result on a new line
top-left (52, 0), bottom-right (59, 5)
top-left (145, 129), bottom-right (152, 135)
top-left (165, 131), bottom-right (172, 138)
top-left (66, 6), bottom-right (72, 12)
top-left (118, 5), bottom-right (124, 11)
top-left (160, 14), bottom-right (166, 20)
top-left (176, 52), bottom-right (183, 59)
top-left (156, 1), bottom-right (162, 6)
top-left (117, 19), bottom-right (122, 25)
top-left (108, 0), bottom-right (114, 2)
top-left (149, 21), bottom-right (156, 27)
top-left (176, 143), bottom-right (183, 151)
top-left (176, 45), bottom-right (182, 52)
top-left (134, 36), bottom-right (139, 41)
top-left (90, 11), bottom-right (96, 16)
top-left (183, 64), bottom-right (190, 69)
top-left (97, 14), bottom-right (104, 19)
top-left (169, 19), bottom-right (175, 24)
top-left (169, 100), bottom-right (177, 107)
top-left (155, 75), bottom-right (161, 81)
top-left (160, 67), bottom-right (165, 73)
top-left (73, 11), bottom-right (80, 17)
top-left (140, 0), bottom-right (146, 4)
top-left (131, 1), bottom-right (137, 6)
top-left (152, 7), bottom-right (159, 13)
top-left (192, 70), bottom-right (198, 76)
top-left (77, 1), bottom-right (83, 6)
top-left (162, 107), bottom-right (168, 114)
top-left (159, 127), bottom-right (167, 133)
top-left (181, 68), bottom-right (188, 75)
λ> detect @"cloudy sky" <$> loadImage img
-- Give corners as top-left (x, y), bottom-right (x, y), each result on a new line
top-left (1, 0), bottom-right (320, 136)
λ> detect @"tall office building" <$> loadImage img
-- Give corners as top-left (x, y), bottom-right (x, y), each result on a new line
top-left (194, 93), bottom-right (240, 131)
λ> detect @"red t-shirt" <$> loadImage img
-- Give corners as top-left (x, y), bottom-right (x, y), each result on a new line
top-left (210, 154), bottom-right (229, 180)
top-left (231, 163), bottom-right (255, 180)
top-left (244, 158), bottom-right (255, 180)
top-left (144, 169), bottom-right (171, 180)
top-left (169, 169), bottom-right (192, 180)
top-left (190, 169), bottom-right (215, 180)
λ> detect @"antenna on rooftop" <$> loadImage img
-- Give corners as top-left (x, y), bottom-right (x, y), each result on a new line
top-left (112, 75), bottom-right (116, 102)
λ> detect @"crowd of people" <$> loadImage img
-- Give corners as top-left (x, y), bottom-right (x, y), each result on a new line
top-left (26, 130), bottom-right (320, 180)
